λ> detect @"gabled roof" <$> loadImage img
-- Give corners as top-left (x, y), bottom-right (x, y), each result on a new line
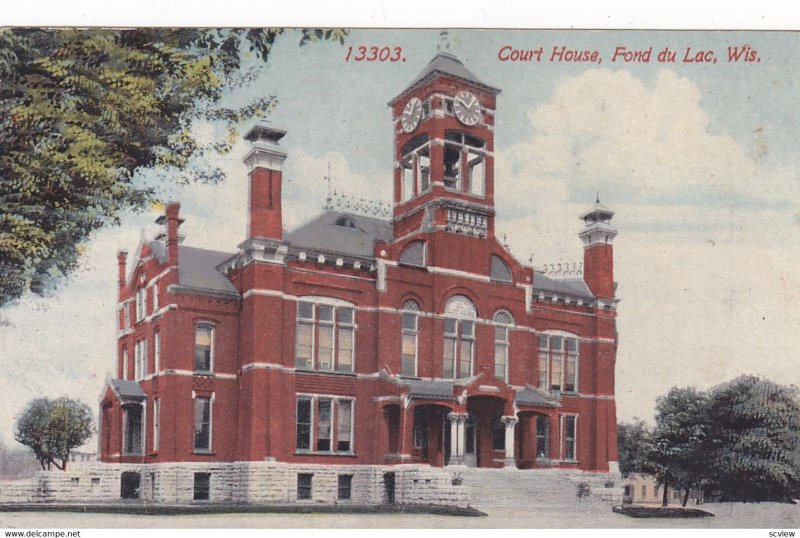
top-left (393, 52), bottom-right (501, 103)
top-left (403, 379), bottom-right (456, 400)
top-left (515, 386), bottom-right (560, 408)
top-left (284, 211), bottom-right (393, 259)
top-left (534, 272), bottom-right (595, 299)
top-left (108, 379), bottom-right (146, 402)
top-left (148, 241), bottom-right (238, 296)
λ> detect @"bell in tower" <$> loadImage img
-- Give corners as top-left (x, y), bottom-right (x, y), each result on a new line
top-left (389, 33), bottom-right (501, 240)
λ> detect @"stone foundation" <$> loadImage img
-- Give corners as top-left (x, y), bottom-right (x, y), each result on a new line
top-left (0, 462), bottom-right (470, 507)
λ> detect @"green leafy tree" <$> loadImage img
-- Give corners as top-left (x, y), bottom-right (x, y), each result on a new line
top-left (14, 397), bottom-right (94, 471)
top-left (651, 387), bottom-right (711, 507)
top-left (706, 375), bottom-right (800, 502)
top-left (617, 419), bottom-right (655, 477)
top-left (0, 28), bottom-right (347, 307)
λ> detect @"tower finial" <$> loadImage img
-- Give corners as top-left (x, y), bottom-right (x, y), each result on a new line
top-left (437, 31), bottom-right (450, 52)
top-left (596, 191), bottom-right (600, 205)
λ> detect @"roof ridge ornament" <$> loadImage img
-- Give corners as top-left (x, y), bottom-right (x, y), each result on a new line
top-left (324, 190), bottom-right (392, 219)
top-left (438, 31), bottom-right (450, 53)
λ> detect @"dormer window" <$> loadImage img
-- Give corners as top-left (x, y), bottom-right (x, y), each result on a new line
top-left (335, 216), bottom-right (357, 229)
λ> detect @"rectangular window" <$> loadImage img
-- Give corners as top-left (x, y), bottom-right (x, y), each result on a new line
top-left (153, 398), bottom-right (160, 452)
top-left (154, 331), bottom-right (161, 373)
top-left (122, 347), bottom-right (128, 380)
top-left (317, 399), bottom-right (332, 451)
top-left (297, 473), bottom-right (313, 500)
top-left (336, 400), bottom-right (352, 452)
top-left (135, 288), bottom-right (147, 323)
top-left (565, 338), bottom-right (579, 392)
top-left (194, 397), bottom-right (211, 452)
top-left (194, 324), bottom-right (214, 372)
top-left (337, 474), bottom-right (353, 500)
top-left (193, 473), bottom-right (210, 501)
top-left (337, 308), bottom-right (354, 372)
top-left (401, 313), bottom-right (417, 376)
top-left (443, 319), bottom-right (457, 379)
top-left (295, 302), bottom-right (356, 372)
top-left (459, 321), bottom-right (474, 378)
top-left (494, 326), bottom-right (509, 381)
top-left (296, 396), bottom-right (354, 453)
top-left (122, 405), bottom-right (143, 455)
top-left (536, 415), bottom-right (549, 458)
top-left (550, 337), bottom-right (563, 391)
top-left (134, 339), bottom-right (147, 381)
top-left (296, 398), bottom-right (312, 450)
top-left (151, 279), bottom-right (159, 312)
top-left (563, 415), bottom-right (577, 460)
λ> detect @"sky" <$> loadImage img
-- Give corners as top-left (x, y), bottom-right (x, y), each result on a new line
top-left (1, 27), bottom-right (800, 448)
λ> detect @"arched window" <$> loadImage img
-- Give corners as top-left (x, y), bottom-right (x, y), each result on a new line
top-left (490, 255), bottom-right (513, 283)
top-left (401, 300), bottom-right (420, 376)
top-left (493, 310), bottom-right (514, 382)
top-left (538, 332), bottom-right (579, 393)
top-left (399, 241), bottom-right (426, 267)
top-left (443, 295), bottom-right (477, 379)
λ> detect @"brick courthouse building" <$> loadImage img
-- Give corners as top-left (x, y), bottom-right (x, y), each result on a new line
top-left (99, 47), bottom-right (620, 504)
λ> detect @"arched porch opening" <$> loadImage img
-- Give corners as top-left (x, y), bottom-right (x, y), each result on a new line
top-left (411, 403), bottom-right (451, 467)
top-left (515, 410), bottom-right (553, 469)
top-left (465, 395), bottom-right (510, 468)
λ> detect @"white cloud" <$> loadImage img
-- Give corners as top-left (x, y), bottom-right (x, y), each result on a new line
top-left (494, 68), bottom-right (800, 422)
top-left (496, 68), bottom-right (797, 219)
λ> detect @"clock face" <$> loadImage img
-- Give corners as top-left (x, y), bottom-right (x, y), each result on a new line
top-left (453, 90), bottom-right (482, 126)
top-left (401, 97), bottom-right (423, 133)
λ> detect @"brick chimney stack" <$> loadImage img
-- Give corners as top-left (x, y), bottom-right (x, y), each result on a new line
top-left (116, 249), bottom-right (128, 297)
top-left (165, 202), bottom-right (182, 267)
top-left (579, 199), bottom-right (617, 299)
top-left (243, 124), bottom-right (287, 240)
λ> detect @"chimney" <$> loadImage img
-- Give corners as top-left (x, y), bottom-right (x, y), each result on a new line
top-left (579, 200), bottom-right (617, 299)
top-left (116, 249), bottom-right (128, 297)
top-left (243, 123), bottom-right (287, 240)
top-left (165, 202), bottom-right (182, 267)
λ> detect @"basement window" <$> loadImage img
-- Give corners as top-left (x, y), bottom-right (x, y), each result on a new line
top-left (297, 473), bottom-right (313, 500)
top-left (193, 472), bottom-right (211, 501)
top-left (338, 474), bottom-right (353, 500)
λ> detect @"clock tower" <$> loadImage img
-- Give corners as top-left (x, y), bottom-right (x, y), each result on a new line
top-left (389, 40), bottom-right (501, 241)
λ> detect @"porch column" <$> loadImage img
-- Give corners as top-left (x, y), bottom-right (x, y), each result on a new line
top-left (502, 415), bottom-right (519, 468)
top-left (447, 413), bottom-right (464, 465)
top-left (400, 404), bottom-right (414, 461)
top-left (455, 414), bottom-right (467, 462)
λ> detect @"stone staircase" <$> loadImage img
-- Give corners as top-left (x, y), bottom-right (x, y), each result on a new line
top-left (458, 467), bottom-right (623, 512)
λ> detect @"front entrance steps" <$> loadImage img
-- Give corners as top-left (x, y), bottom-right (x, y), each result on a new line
top-left (458, 467), bottom-right (623, 510)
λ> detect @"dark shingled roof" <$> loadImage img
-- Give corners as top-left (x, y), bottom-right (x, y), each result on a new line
top-left (284, 211), bottom-right (393, 259)
top-left (109, 379), bottom-right (147, 401)
top-left (400, 52), bottom-right (500, 97)
top-left (403, 379), bottom-right (456, 400)
top-left (515, 386), bottom-right (560, 408)
top-left (534, 272), bottom-right (595, 299)
top-left (148, 241), bottom-right (238, 296)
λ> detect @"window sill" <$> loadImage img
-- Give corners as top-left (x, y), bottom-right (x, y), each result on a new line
top-left (193, 450), bottom-right (215, 456)
top-left (294, 368), bottom-right (356, 377)
top-left (121, 453), bottom-right (144, 457)
top-left (193, 371), bottom-right (215, 377)
top-left (294, 451), bottom-right (357, 457)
